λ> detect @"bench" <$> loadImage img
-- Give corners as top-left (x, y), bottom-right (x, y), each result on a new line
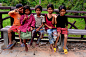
top-left (1, 25), bottom-right (86, 51)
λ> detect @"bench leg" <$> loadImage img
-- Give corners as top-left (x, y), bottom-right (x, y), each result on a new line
top-left (3, 31), bottom-right (9, 48)
top-left (1, 31), bottom-right (15, 49)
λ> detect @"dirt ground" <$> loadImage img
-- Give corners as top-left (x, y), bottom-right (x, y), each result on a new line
top-left (0, 42), bottom-right (86, 57)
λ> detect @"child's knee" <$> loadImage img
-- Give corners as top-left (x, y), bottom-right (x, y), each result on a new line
top-left (18, 30), bottom-right (20, 33)
top-left (64, 34), bottom-right (68, 38)
top-left (58, 32), bottom-right (60, 37)
top-left (8, 29), bottom-right (12, 33)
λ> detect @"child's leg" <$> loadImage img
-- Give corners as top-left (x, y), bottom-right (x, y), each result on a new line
top-left (18, 30), bottom-right (23, 45)
top-left (55, 32), bottom-right (60, 48)
top-left (36, 32), bottom-right (41, 45)
top-left (29, 31), bottom-right (37, 45)
top-left (63, 34), bottom-right (67, 49)
top-left (8, 29), bottom-right (13, 45)
top-left (23, 39), bottom-right (28, 52)
top-left (36, 30), bottom-right (44, 45)
top-left (52, 29), bottom-right (58, 41)
top-left (47, 29), bottom-right (54, 51)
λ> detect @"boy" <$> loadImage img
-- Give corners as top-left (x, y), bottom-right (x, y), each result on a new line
top-left (29, 5), bottom-right (45, 46)
top-left (7, 4), bottom-right (24, 49)
top-left (54, 5), bottom-right (68, 54)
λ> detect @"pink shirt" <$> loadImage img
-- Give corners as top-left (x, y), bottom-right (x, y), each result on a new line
top-left (20, 14), bottom-right (35, 32)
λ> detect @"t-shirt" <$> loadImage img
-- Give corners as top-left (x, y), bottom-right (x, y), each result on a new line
top-left (34, 14), bottom-right (45, 28)
top-left (56, 15), bottom-right (68, 28)
top-left (8, 10), bottom-right (21, 26)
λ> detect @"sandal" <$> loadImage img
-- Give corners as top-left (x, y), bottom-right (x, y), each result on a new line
top-left (63, 48), bottom-right (68, 54)
top-left (6, 44), bottom-right (13, 49)
top-left (6, 40), bottom-right (16, 49)
top-left (54, 48), bottom-right (56, 52)
top-left (21, 43), bottom-right (25, 47)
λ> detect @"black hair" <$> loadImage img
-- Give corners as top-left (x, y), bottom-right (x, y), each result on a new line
top-left (47, 4), bottom-right (54, 10)
top-left (23, 5), bottom-right (31, 14)
top-left (35, 5), bottom-right (42, 12)
top-left (59, 5), bottom-right (66, 12)
top-left (16, 4), bottom-right (23, 8)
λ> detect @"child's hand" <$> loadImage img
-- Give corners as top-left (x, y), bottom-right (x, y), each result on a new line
top-left (15, 9), bottom-right (19, 13)
top-left (49, 26), bottom-right (52, 29)
top-left (36, 28), bottom-right (40, 32)
top-left (30, 27), bottom-right (33, 31)
top-left (24, 14), bottom-right (27, 20)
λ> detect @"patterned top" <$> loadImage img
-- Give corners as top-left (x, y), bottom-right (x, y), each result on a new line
top-left (34, 14), bottom-right (45, 28)
top-left (20, 14), bottom-right (35, 32)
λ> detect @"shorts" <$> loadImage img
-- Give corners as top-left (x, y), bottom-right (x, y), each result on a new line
top-left (57, 27), bottom-right (68, 35)
top-left (9, 26), bottom-right (20, 33)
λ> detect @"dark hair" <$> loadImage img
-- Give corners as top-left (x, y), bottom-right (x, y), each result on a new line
top-left (47, 4), bottom-right (54, 10)
top-left (16, 4), bottom-right (23, 8)
top-left (59, 5), bottom-right (66, 12)
top-left (23, 5), bottom-right (31, 14)
top-left (35, 5), bottom-right (42, 12)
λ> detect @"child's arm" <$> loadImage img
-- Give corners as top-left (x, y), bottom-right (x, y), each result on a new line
top-left (66, 26), bottom-right (68, 29)
top-left (44, 23), bottom-right (52, 29)
top-left (55, 15), bottom-right (57, 25)
top-left (36, 23), bottom-right (43, 32)
top-left (22, 14), bottom-right (27, 22)
top-left (52, 16), bottom-right (55, 24)
top-left (20, 15), bottom-right (24, 25)
top-left (8, 9), bottom-right (19, 17)
top-left (31, 15), bottom-right (36, 28)
top-left (66, 17), bottom-right (68, 29)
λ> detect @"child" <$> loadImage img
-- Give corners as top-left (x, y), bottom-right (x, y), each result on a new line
top-left (54, 5), bottom-right (68, 54)
top-left (29, 5), bottom-right (45, 46)
top-left (20, 5), bottom-right (35, 51)
top-left (44, 4), bottom-right (57, 52)
top-left (7, 4), bottom-right (24, 49)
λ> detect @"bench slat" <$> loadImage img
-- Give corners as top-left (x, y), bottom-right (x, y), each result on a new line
top-left (68, 29), bottom-right (86, 35)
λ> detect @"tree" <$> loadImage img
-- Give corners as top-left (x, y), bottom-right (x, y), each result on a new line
top-left (39, 0), bottom-right (41, 4)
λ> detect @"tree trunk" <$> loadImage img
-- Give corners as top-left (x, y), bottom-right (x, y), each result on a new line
top-left (39, 0), bottom-right (41, 4)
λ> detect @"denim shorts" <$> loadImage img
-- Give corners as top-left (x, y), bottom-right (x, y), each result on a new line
top-left (47, 29), bottom-right (57, 44)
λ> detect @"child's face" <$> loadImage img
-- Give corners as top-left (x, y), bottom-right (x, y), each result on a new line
top-left (18, 7), bottom-right (23, 13)
top-left (59, 9), bottom-right (66, 16)
top-left (47, 7), bottom-right (53, 14)
top-left (25, 9), bottom-right (30, 15)
top-left (35, 8), bottom-right (41, 15)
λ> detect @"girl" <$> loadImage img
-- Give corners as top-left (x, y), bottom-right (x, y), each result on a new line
top-left (54, 5), bottom-right (68, 54)
top-left (19, 5), bottom-right (35, 51)
top-left (44, 4), bottom-right (57, 52)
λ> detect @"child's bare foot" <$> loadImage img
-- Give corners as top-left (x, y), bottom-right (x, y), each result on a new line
top-left (35, 44), bottom-right (39, 47)
top-left (50, 47), bottom-right (54, 52)
top-left (27, 44), bottom-right (31, 48)
top-left (25, 47), bottom-right (28, 52)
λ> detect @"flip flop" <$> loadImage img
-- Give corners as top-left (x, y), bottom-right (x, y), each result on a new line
top-left (54, 48), bottom-right (56, 52)
top-left (6, 44), bottom-right (14, 49)
top-left (6, 40), bottom-right (16, 49)
top-left (63, 48), bottom-right (68, 54)
top-left (21, 43), bottom-right (25, 47)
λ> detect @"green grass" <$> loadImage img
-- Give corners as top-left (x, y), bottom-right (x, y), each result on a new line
top-left (0, 9), bottom-right (86, 38)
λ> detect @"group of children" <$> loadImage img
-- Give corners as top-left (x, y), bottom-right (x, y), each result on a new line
top-left (7, 4), bottom-right (68, 54)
